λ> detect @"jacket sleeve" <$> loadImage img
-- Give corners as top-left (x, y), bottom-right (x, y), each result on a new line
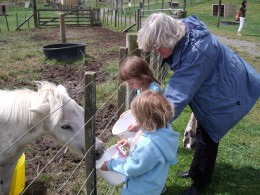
top-left (106, 142), bottom-right (157, 177)
top-left (164, 44), bottom-right (216, 122)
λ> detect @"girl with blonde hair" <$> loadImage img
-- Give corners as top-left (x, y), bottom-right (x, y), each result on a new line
top-left (101, 90), bottom-right (179, 195)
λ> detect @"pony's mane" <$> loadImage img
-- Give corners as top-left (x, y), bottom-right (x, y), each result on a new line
top-left (0, 81), bottom-right (65, 128)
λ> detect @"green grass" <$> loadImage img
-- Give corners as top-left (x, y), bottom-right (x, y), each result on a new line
top-left (186, 0), bottom-right (260, 42)
top-left (165, 101), bottom-right (260, 195)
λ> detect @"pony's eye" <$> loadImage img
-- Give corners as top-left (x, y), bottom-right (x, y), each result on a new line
top-left (61, 125), bottom-right (72, 130)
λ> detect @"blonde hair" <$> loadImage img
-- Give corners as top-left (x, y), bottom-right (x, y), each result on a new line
top-left (137, 12), bottom-right (186, 51)
top-left (131, 90), bottom-right (174, 131)
top-left (119, 56), bottom-right (161, 88)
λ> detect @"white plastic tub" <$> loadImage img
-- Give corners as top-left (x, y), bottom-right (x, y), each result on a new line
top-left (112, 111), bottom-right (137, 139)
top-left (96, 145), bottom-right (126, 186)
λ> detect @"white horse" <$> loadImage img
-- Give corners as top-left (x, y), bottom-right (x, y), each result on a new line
top-left (0, 81), bottom-right (105, 195)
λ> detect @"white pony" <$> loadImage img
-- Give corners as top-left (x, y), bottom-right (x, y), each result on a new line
top-left (0, 81), bottom-right (105, 195)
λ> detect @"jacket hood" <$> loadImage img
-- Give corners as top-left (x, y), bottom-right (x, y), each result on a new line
top-left (142, 124), bottom-right (179, 162)
top-left (183, 15), bottom-right (209, 40)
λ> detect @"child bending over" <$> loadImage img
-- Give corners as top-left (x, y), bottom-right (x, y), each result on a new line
top-left (119, 55), bottom-right (163, 132)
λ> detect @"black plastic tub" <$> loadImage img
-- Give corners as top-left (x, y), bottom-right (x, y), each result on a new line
top-left (42, 43), bottom-right (86, 60)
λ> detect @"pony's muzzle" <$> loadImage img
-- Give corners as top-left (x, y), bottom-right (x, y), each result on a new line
top-left (95, 140), bottom-right (105, 160)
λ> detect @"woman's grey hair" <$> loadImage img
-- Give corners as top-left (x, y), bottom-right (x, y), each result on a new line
top-left (137, 12), bottom-right (186, 51)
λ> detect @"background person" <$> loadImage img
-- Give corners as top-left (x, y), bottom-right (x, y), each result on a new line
top-left (137, 12), bottom-right (260, 195)
top-left (237, 0), bottom-right (247, 36)
top-left (101, 90), bottom-right (180, 195)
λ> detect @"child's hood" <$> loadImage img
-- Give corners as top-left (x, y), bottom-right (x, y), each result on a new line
top-left (143, 125), bottom-right (179, 162)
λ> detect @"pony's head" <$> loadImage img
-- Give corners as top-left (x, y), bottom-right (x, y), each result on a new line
top-left (29, 81), bottom-right (105, 159)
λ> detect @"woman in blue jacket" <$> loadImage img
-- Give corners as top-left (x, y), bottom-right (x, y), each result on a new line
top-left (137, 12), bottom-right (260, 195)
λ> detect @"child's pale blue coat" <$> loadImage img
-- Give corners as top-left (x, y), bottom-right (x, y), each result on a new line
top-left (106, 125), bottom-right (179, 195)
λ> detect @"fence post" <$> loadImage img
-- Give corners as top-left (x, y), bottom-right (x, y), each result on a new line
top-left (136, 8), bottom-right (141, 31)
top-left (91, 9), bottom-right (94, 26)
top-left (217, 0), bottom-right (222, 27)
top-left (16, 13), bottom-right (18, 28)
top-left (32, 0), bottom-right (38, 27)
top-left (117, 47), bottom-right (128, 118)
top-left (114, 0), bottom-right (118, 27)
top-left (126, 33), bottom-right (141, 57)
top-left (110, 10), bottom-right (113, 25)
top-left (84, 72), bottom-right (97, 195)
top-left (5, 14), bottom-right (9, 31)
top-left (60, 13), bottom-right (66, 43)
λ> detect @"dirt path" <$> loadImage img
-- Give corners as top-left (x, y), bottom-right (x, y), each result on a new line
top-left (216, 35), bottom-right (260, 71)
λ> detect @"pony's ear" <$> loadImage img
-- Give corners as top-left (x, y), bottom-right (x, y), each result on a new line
top-left (29, 103), bottom-right (50, 114)
top-left (57, 84), bottom-right (69, 96)
top-left (34, 81), bottom-right (44, 90)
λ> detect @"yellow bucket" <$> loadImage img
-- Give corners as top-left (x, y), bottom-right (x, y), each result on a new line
top-left (9, 153), bottom-right (25, 195)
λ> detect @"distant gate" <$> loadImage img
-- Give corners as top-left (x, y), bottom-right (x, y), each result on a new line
top-left (37, 8), bottom-right (101, 27)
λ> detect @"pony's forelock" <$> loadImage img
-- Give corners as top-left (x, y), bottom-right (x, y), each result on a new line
top-left (35, 81), bottom-right (65, 129)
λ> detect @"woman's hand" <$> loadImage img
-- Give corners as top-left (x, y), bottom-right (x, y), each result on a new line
top-left (101, 161), bottom-right (108, 171)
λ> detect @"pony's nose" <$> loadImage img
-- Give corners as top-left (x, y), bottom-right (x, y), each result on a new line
top-left (96, 142), bottom-right (105, 160)
top-left (81, 147), bottom-right (86, 155)
top-left (96, 149), bottom-right (104, 160)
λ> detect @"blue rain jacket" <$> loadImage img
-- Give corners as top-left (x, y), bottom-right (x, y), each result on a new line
top-left (106, 125), bottom-right (179, 195)
top-left (163, 15), bottom-right (260, 143)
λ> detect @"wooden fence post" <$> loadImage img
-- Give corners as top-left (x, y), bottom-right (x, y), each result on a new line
top-left (91, 9), bottom-right (94, 26)
top-left (217, 0), bottom-right (222, 27)
top-left (32, 0), bottom-right (38, 27)
top-left (126, 33), bottom-right (141, 57)
top-left (117, 47), bottom-right (128, 118)
top-left (60, 13), bottom-right (66, 43)
top-left (136, 8), bottom-right (141, 31)
top-left (16, 13), bottom-right (18, 28)
top-left (4, 15), bottom-right (9, 31)
top-left (84, 72), bottom-right (97, 195)
top-left (114, 0), bottom-right (118, 27)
